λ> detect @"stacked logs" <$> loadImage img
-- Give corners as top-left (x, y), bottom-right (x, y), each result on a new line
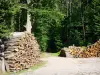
top-left (59, 40), bottom-right (100, 58)
top-left (83, 40), bottom-right (100, 57)
top-left (68, 46), bottom-right (87, 58)
top-left (69, 40), bottom-right (100, 58)
top-left (4, 33), bottom-right (40, 72)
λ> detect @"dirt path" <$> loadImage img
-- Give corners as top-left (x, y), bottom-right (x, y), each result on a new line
top-left (19, 57), bottom-right (100, 75)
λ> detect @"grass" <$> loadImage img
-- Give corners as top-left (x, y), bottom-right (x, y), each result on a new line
top-left (40, 52), bottom-right (60, 58)
top-left (49, 52), bottom-right (60, 57)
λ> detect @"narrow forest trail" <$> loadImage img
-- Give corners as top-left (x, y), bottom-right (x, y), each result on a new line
top-left (19, 56), bottom-right (100, 75)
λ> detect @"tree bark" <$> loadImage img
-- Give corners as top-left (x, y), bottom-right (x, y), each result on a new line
top-left (25, 12), bottom-right (32, 33)
top-left (25, 0), bottom-right (32, 33)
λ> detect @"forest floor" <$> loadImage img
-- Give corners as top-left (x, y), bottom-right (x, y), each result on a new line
top-left (16, 53), bottom-right (100, 75)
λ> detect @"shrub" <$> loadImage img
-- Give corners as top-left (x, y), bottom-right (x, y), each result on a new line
top-left (31, 9), bottom-right (64, 52)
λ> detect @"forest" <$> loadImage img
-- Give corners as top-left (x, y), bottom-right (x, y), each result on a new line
top-left (0, 0), bottom-right (100, 52)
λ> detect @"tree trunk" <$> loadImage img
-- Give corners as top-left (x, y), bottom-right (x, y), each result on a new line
top-left (82, 16), bottom-right (86, 42)
top-left (25, 0), bottom-right (32, 33)
top-left (25, 12), bottom-right (32, 33)
top-left (81, 0), bottom-right (86, 42)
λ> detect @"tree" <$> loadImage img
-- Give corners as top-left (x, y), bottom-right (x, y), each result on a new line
top-left (0, 0), bottom-right (20, 38)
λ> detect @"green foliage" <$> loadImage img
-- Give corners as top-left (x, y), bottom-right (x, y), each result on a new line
top-left (0, 0), bottom-right (100, 52)
top-left (14, 8), bottom-right (27, 32)
top-left (0, 0), bottom-right (21, 38)
top-left (84, 0), bottom-right (100, 43)
top-left (30, 0), bottom-right (58, 9)
top-left (31, 9), bottom-right (64, 52)
top-left (0, 23), bottom-right (11, 38)
top-left (62, 0), bottom-right (100, 46)
top-left (0, 0), bottom-right (28, 38)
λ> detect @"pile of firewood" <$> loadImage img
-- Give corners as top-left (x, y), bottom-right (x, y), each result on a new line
top-left (59, 40), bottom-right (100, 58)
top-left (68, 46), bottom-right (85, 58)
top-left (82, 40), bottom-right (100, 58)
top-left (69, 40), bottom-right (100, 58)
top-left (4, 33), bottom-right (40, 72)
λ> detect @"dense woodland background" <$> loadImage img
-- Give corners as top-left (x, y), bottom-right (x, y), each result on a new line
top-left (0, 0), bottom-right (100, 52)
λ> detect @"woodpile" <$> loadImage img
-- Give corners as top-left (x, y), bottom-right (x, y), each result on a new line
top-left (60, 40), bottom-right (100, 58)
top-left (68, 46), bottom-right (87, 58)
top-left (3, 32), bottom-right (40, 72)
top-left (69, 40), bottom-right (100, 58)
top-left (82, 40), bottom-right (100, 58)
